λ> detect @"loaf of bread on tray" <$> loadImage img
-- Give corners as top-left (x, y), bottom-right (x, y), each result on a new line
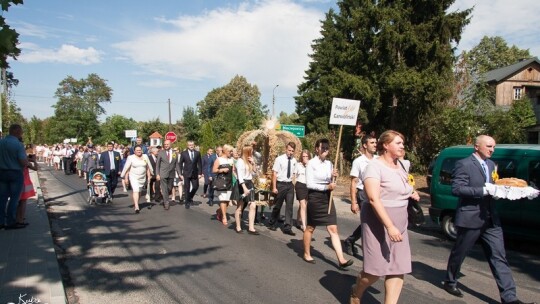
top-left (495, 178), bottom-right (528, 188)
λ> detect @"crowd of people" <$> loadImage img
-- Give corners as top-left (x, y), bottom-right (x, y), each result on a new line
top-left (1, 125), bottom-right (535, 304)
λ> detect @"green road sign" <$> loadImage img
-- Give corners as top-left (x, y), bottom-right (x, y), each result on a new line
top-left (281, 125), bottom-right (305, 138)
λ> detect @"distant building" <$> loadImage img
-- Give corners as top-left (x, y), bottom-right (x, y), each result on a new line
top-left (484, 57), bottom-right (540, 143)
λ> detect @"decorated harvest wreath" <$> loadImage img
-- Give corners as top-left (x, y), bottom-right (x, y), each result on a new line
top-left (236, 120), bottom-right (302, 205)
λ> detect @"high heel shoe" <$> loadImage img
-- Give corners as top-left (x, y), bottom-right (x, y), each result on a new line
top-left (350, 285), bottom-right (360, 304)
top-left (135, 209), bottom-right (140, 214)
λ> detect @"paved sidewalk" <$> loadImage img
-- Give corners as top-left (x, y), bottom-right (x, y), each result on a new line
top-left (0, 170), bottom-right (66, 304)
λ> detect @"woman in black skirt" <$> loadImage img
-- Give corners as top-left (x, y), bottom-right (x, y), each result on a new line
top-left (294, 149), bottom-right (311, 231)
top-left (302, 138), bottom-right (353, 269)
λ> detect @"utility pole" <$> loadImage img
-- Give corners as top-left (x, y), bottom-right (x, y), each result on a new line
top-left (168, 98), bottom-right (172, 131)
top-left (272, 84), bottom-right (279, 118)
top-left (0, 67), bottom-right (7, 137)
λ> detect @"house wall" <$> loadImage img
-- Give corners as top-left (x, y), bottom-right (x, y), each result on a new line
top-left (495, 64), bottom-right (540, 106)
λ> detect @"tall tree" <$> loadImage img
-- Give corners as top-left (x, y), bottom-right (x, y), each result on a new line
top-left (98, 114), bottom-right (137, 145)
top-left (464, 36), bottom-right (531, 77)
top-left (49, 74), bottom-right (112, 143)
top-left (197, 75), bottom-right (267, 142)
top-left (296, 0), bottom-right (471, 151)
top-left (137, 118), bottom-right (167, 143)
top-left (180, 106), bottom-right (200, 141)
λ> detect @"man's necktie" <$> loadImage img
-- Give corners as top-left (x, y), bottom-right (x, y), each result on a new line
top-left (287, 157), bottom-right (291, 179)
top-left (482, 163), bottom-right (489, 183)
top-left (190, 151), bottom-right (193, 161)
top-left (166, 151), bottom-right (170, 160)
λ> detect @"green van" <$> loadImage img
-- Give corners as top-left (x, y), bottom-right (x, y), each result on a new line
top-left (428, 144), bottom-right (540, 241)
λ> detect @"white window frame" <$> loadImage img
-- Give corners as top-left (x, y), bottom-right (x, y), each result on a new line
top-left (513, 87), bottom-right (523, 100)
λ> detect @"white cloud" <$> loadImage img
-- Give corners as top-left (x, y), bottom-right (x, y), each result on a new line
top-left (451, 0), bottom-right (540, 55)
top-left (13, 21), bottom-right (50, 39)
top-left (113, 0), bottom-right (323, 92)
top-left (18, 44), bottom-right (102, 65)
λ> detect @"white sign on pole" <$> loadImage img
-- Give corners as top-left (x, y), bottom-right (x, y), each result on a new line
top-left (70, 138), bottom-right (77, 143)
top-left (329, 98), bottom-right (361, 126)
top-left (125, 130), bottom-right (137, 138)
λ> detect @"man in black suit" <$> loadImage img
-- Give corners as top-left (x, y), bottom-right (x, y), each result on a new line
top-left (148, 146), bottom-right (162, 204)
top-left (179, 140), bottom-right (202, 209)
top-left (99, 142), bottom-right (121, 198)
top-left (443, 135), bottom-right (535, 304)
top-left (201, 148), bottom-right (214, 198)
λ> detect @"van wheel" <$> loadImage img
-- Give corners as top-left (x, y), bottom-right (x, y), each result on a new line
top-left (442, 215), bottom-right (457, 241)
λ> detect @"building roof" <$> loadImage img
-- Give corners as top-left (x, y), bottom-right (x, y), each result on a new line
top-left (484, 57), bottom-right (540, 83)
top-left (149, 131), bottom-right (163, 138)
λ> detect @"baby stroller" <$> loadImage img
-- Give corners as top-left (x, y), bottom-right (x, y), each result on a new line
top-left (87, 169), bottom-right (112, 205)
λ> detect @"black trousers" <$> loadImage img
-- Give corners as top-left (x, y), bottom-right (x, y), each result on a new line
top-left (150, 176), bottom-right (162, 201)
top-left (347, 190), bottom-right (365, 242)
top-left (271, 181), bottom-right (294, 229)
top-left (183, 175), bottom-right (199, 202)
top-left (63, 157), bottom-right (72, 174)
top-left (106, 170), bottom-right (118, 195)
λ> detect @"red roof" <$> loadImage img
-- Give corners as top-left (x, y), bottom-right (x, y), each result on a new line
top-left (149, 132), bottom-right (163, 138)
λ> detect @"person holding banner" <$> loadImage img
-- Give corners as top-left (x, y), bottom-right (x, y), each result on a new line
top-left (350, 130), bottom-right (420, 304)
top-left (303, 138), bottom-right (353, 269)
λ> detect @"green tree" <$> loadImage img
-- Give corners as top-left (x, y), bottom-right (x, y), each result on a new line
top-left (199, 121), bottom-right (216, 152)
top-left (137, 118), bottom-right (167, 143)
top-left (25, 115), bottom-right (45, 144)
top-left (49, 74), bottom-right (112, 143)
top-left (464, 36), bottom-right (531, 76)
top-left (180, 106), bottom-right (200, 141)
top-left (277, 111), bottom-right (299, 125)
top-left (1, 94), bottom-right (24, 132)
top-left (484, 98), bottom-right (536, 144)
top-left (98, 114), bottom-right (137, 145)
top-left (197, 75), bottom-right (267, 141)
top-left (296, 0), bottom-right (471, 161)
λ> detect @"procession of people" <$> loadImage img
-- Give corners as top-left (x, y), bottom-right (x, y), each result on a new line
top-left (1, 123), bottom-right (536, 304)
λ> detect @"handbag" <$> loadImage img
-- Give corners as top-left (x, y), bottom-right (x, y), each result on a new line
top-left (213, 164), bottom-right (232, 191)
top-left (398, 160), bottom-right (425, 228)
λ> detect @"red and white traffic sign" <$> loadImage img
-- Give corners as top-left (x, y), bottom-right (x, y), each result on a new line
top-left (165, 131), bottom-right (177, 143)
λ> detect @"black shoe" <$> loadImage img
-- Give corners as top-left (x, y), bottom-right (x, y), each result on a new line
top-left (338, 259), bottom-right (354, 269)
top-left (283, 229), bottom-right (296, 236)
top-left (303, 257), bottom-right (315, 264)
top-left (443, 282), bottom-right (463, 298)
top-left (504, 300), bottom-right (537, 304)
top-left (343, 239), bottom-right (354, 256)
top-left (248, 230), bottom-right (260, 235)
top-left (185, 202), bottom-right (190, 209)
top-left (5, 223), bottom-right (26, 230)
top-left (135, 209), bottom-right (140, 214)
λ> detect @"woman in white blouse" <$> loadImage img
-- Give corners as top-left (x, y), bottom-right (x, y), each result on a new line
top-left (303, 138), bottom-right (353, 269)
top-left (121, 145), bottom-right (153, 213)
top-left (234, 145), bottom-right (260, 235)
top-left (294, 149), bottom-right (311, 231)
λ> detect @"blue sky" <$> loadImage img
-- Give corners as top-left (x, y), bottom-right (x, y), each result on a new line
top-left (6, 0), bottom-right (540, 123)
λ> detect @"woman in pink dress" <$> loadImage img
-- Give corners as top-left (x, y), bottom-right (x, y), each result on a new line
top-left (350, 130), bottom-right (420, 304)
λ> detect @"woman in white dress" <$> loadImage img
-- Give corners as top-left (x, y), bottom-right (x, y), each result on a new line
top-left (121, 145), bottom-right (153, 213)
top-left (212, 144), bottom-right (235, 225)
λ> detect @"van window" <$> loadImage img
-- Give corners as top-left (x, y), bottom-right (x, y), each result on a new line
top-left (529, 161), bottom-right (540, 188)
top-left (439, 158), bottom-right (459, 185)
top-left (439, 158), bottom-right (516, 185)
top-left (493, 159), bottom-right (516, 179)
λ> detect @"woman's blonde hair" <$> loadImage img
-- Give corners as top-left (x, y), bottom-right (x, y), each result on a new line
top-left (222, 144), bottom-right (233, 156)
top-left (376, 130), bottom-right (405, 154)
top-left (241, 145), bottom-right (253, 173)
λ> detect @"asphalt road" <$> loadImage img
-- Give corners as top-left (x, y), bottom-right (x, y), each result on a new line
top-left (39, 166), bottom-right (540, 304)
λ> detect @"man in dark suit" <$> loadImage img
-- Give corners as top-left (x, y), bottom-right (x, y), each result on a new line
top-left (443, 135), bottom-right (535, 304)
top-left (148, 146), bottom-right (162, 204)
top-left (156, 140), bottom-right (180, 210)
top-left (178, 140), bottom-right (202, 209)
top-left (99, 142), bottom-right (121, 198)
top-left (201, 148), bottom-right (214, 198)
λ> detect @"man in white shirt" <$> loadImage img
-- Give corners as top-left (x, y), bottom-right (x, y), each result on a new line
top-left (343, 135), bottom-right (377, 255)
top-left (62, 144), bottom-right (74, 175)
top-left (268, 142), bottom-right (297, 235)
